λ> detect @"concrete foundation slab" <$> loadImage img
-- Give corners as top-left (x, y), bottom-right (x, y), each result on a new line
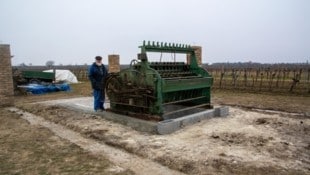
top-left (215, 106), bottom-right (229, 117)
top-left (41, 97), bottom-right (229, 134)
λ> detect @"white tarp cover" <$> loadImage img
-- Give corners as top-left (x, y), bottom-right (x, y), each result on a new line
top-left (43, 69), bottom-right (78, 83)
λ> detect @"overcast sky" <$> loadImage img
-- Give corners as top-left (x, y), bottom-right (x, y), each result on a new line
top-left (1, 0), bottom-right (309, 65)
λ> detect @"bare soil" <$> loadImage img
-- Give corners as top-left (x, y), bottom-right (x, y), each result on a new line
top-left (212, 89), bottom-right (310, 114)
top-left (0, 108), bottom-right (133, 175)
top-left (17, 103), bottom-right (310, 175)
top-left (6, 107), bottom-right (182, 175)
top-left (7, 82), bottom-right (310, 175)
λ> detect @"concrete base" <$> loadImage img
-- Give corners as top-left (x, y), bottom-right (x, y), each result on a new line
top-left (41, 97), bottom-right (229, 135)
top-left (158, 106), bottom-right (229, 134)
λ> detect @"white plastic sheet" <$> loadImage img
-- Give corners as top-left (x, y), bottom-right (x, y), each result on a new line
top-left (43, 69), bottom-right (78, 83)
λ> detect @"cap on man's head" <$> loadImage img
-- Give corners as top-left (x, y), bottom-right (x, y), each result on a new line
top-left (95, 56), bottom-right (102, 60)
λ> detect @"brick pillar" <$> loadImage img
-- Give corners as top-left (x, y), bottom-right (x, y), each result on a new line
top-left (0, 44), bottom-right (14, 107)
top-left (108, 54), bottom-right (120, 73)
top-left (187, 46), bottom-right (202, 66)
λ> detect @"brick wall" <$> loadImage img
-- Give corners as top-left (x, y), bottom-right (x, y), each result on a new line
top-left (187, 46), bottom-right (202, 66)
top-left (108, 54), bottom-right (120, 73)
top-left (0, 44), bottom-right (14, 107)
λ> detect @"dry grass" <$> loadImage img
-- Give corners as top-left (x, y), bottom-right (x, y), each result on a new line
top-left (7, 81), bottom-right (309, 175)
top-left (14, 82), bottom-right (93, 104)
top-left (212, 89), bottom-right (310, 114)
top-left (0, 108), bottom-right (133, 175)
top-left (15, 81), bottom-right (310, 114)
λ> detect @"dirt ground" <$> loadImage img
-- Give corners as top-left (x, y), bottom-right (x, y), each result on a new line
top-left (15, 82), bottom-right (310, 114)
top-left (16, 103), bottom-right (309, 175)
top-left (212, 89), bottom-right (310, 114)
top-left (0, 108), bottom-right (133, 175)
top-left (3, 82), bottom-right (310, 175)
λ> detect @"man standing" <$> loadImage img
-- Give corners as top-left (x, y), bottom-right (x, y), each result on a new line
top-left (88, 56), bottom-right (108, 111)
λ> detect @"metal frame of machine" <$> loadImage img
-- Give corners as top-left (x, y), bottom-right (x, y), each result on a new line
top-left (106, 41), bottom-right (213, 120)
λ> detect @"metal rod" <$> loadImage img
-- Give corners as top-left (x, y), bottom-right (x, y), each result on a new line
top-left (110, 102), bottom-right (151, 109)
top-left (163, 76), bottom-right (202, 80)
top-left (163, 103), bottom-right (210, 116)
top-left (163, 96), bottom-right (206, 105)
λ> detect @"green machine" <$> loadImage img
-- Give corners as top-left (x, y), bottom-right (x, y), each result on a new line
top-left (106, 41), bottom-right (213, 120)
top-left (22, 70), bottom-right (55, 84)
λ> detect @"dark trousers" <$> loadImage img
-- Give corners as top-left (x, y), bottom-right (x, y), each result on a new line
top-left (93, 89), bottom-right (105, 111)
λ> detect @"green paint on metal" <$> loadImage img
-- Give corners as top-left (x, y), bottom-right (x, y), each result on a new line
top-left (22, 71), bottom-right (55, 82)
top-left (106, 41), bottom-right (213, 119)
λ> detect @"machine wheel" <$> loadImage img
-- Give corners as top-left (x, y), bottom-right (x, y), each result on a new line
top-left (29, 79), bottom-right (41, 84)
top-left (129, 59), bottom-right (139, 68)
top-left (105, 74), bottom-right (121, 99)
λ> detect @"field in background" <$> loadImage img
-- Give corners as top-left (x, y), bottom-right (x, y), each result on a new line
top-left (14, 82), bottom-right (310, 114)
top-left (14, 63), bottom-right (310, 95)
top-left (208, 68), bottom-right (309, 94)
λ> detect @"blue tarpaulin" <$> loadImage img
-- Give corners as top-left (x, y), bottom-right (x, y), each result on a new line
top-left (19, 83), bottom-right (71, 94)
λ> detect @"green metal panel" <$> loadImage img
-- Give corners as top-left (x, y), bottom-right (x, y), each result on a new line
top-left (162, 77), bottom-right (212, 93)
top-left (22, 71), bottom-right (55, 80)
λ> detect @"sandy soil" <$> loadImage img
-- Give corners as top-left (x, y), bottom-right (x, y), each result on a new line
top-left (0, 108), bottom-right (133, 175)
top-left (11, 83), bottom-right (310, 174)
top-left (212, 89), bottom-right (310, 114)
top-left (18, 103), bottom-right (310, 175)
top-left (7, 107), bottom-right (182, 175)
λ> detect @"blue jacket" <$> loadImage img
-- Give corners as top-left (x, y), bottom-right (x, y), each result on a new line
top-left (88, 63), bottom-right (108, 90)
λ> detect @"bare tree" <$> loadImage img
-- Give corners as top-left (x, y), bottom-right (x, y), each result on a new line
top-left (19, 63), bottom-right (27, 67)
top-left (46, 60), bottom-right (55, 67)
